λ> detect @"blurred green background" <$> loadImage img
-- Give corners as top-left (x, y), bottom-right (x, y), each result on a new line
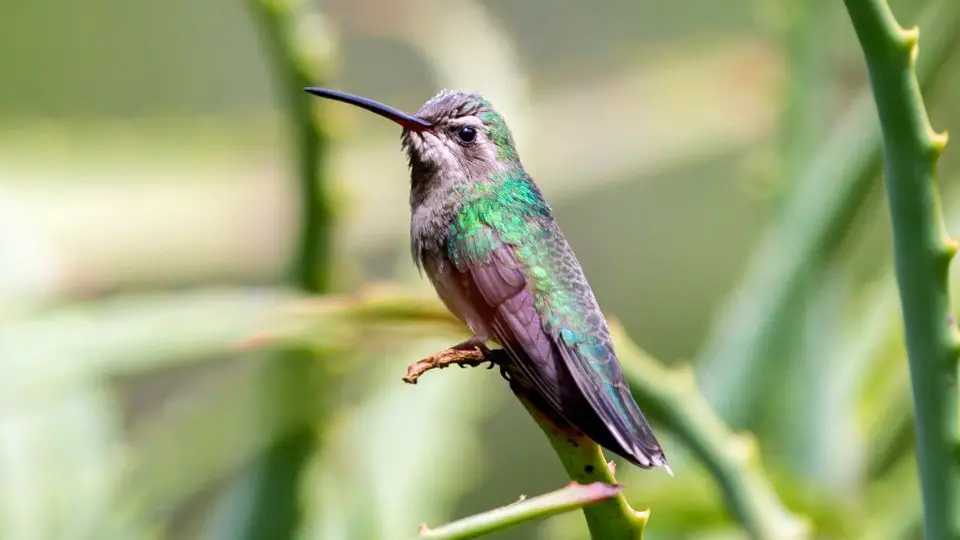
top-left (1, 0), bottom-right (959, 538)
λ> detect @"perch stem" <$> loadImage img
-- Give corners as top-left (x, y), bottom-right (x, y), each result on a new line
top-left (417, 482), bottom-right (622, 540)
top-left (518, 397), bottom-right (649, 539)
top-left (405, 346), bottom-right (647, 539)
top-left (402, 347), bottom-right (494, 384)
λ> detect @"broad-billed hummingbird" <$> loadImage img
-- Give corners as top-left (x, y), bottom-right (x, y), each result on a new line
top-left (305, 87), bottom-right (669, 472)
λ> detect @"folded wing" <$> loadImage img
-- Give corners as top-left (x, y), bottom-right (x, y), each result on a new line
top-left (449, 221), bottom-right (667, 469)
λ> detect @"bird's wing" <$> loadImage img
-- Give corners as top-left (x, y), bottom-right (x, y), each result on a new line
top-left (449, 219), bottom-right (665, 467)
top-left (450, 223), bottom-right (567, 415)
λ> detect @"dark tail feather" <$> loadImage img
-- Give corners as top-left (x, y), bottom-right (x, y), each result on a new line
top-left (493, 340), bottom-right (670, 473)
top-left (553, 342), bottom-right (670, 472)
top-left (512, 348), bottom-right (670, 473)
top-left (563, 384), bottom-right (670, 473)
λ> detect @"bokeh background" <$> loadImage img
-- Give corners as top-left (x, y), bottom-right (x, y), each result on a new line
top-left (2, 0), bottom-right (959, 538)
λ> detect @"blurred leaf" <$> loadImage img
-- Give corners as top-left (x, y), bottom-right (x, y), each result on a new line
top-left (307, 337), bottom-right (502, 539)
top-left (0, 382), bottom-right (131, 540)
top-left (0, 193), bottom-right (65, 318)
top-left (78, 349), bottom-right (333, 540)
top-left (0, 287), bottom-right (296, 404)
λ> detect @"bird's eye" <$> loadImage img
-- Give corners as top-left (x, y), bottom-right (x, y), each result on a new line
top-left (456, 126), bottom-right (477, 144)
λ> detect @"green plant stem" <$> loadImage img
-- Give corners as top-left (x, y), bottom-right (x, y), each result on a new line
top-left (399, 346), bottom-right (648, 539)
top-left (418, 482), bottom-right (623, 540)
top-left (843, 1), bottom-right (959, 538)
top-left (248, 0), bottom-right (336, 291)
top-left (518, 397), bottom-right (649, 539)
top-left (242, 0), bottom-right (336, 538)
top-left (695, 0), bottom-right (960, 427)
top-left (608, 320), bottom-right (808, 540)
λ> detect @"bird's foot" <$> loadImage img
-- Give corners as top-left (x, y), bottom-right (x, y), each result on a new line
top-left (451, 336), bottom-right (499, 370)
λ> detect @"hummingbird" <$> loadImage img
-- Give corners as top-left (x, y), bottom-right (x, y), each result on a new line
top-left (305, 87), bottom-right (669, 472)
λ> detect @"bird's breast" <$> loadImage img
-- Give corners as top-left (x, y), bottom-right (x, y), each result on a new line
top-left (422, 255), bottom-right (492, 338)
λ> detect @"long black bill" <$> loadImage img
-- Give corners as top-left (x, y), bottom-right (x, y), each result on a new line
top-left (304, 88), bottom-right (432, 131)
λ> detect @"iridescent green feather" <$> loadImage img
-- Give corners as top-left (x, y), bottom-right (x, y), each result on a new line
top-left (475, 99), bottom-right (519, 163)
top-left (449, 170), bottom-right (598, 343)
